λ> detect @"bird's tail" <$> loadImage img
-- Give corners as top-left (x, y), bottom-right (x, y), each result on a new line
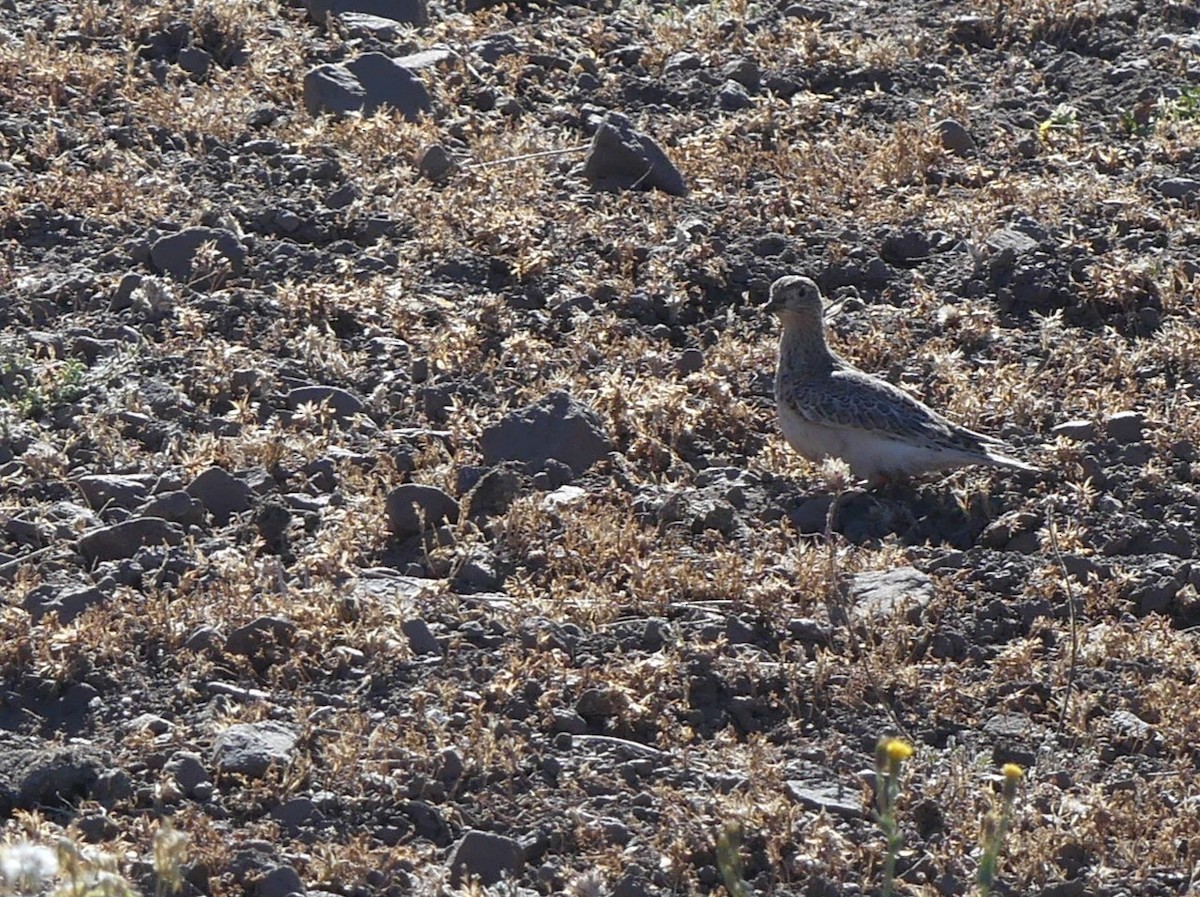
top-left (983, 448), bottom-right (1040, 473)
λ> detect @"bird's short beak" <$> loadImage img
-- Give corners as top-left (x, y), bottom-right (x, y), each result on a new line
top-left (763, 294), bottom-right (784, 313)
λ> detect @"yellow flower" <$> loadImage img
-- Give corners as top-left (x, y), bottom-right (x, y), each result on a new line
top-left (875, 738), bottom-right (915, 778)
top-left (885, 739), bottom-right (914, 763)
top-left (1001, 763), bottom-right (1024, 801)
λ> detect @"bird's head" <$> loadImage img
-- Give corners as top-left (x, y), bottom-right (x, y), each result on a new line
top-left (764, 275), bottom-right (824, 321)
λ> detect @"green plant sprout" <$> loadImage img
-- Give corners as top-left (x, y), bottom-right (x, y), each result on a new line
top-left (716, 821), bottom-right (752, 897)
top-left (977, 763), bottom-right (1023, 896)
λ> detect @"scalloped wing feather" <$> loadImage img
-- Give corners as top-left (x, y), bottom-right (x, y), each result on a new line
top-left (779, 367), bottom-right (1004, 456)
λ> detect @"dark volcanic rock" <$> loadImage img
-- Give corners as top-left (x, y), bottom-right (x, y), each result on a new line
top-left (385, 483), bottom-right (460, 538)
top-left (286, 384), bottom-right (366, 421)
top-left (449, 830), bottom-right (525, 887)
top-left (149, 227), bottom-right (246, 287)
top-left (480, 390), bottom-right (613, 475)
top-left (0, 738), bottom-right (107, 813)
top-left (582, 112), bottom-right (687, 196)
top-left (78, 517), bottom-right (184, 563)
top-left (187, 467), bottom-right (254, 525)
top-left (304, 52), bottom-right (433, 119)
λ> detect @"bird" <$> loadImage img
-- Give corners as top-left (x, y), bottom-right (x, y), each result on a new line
top-left (765, 275), bottom-right (1039, 486)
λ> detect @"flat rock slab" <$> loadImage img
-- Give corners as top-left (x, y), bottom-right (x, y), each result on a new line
top-left (78, 517), bottom-right (184, 563)
top-left (24, 579), bottom-right (111, 623)
top-left (76, 474), bottom-right (154, 510)
top-left (286, 384), bottom-right (366, 421)
top-left (211, 721), bottom-right (299, 778)
top-left (583, 111), bottom-right (687, 196)
top-left (785, 778), bottom-right (863, 819)
top-left (480, 390), bottom-right (613, 475)
top-left (303, 0), bottom-right (428, 25)
top-left (845, 566), bottom-right (934, 625)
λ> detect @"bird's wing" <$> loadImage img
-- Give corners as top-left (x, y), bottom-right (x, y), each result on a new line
top-left (780, 367), bottom-right (1003, 453)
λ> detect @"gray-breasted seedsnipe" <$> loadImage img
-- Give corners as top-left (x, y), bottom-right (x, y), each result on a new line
top-left (766, 275), bottom-right (1039, 486)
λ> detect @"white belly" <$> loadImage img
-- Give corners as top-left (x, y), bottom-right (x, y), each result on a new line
top-left (777, 402), bottom-right (959, 482)
top-left (778, 402), bottom-right (851, 464)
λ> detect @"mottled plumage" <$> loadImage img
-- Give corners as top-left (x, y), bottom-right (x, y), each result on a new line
top-left (766, 275), bottom-right (1038, 485)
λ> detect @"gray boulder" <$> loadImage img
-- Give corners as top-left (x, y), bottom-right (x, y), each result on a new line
top-left (149, 227), bottom-right (246, 287)
top-left (448, 830), bottom-right (524, 887)
top-left (480, 391), bottom-right (613, 475)
top-left (187, 467), bottom-right (253, 525)
top-left (385, 483), bottom-right (459, 538)
top-left (583, 111), bottom-right (687, 196)
top-left (211, 722), bottom-right (299, 778)
top-left (303, 52), bottom-right (432, 120)
top-left (78, 518), bottom-right (184, 563)
top-left (286, 385), bottom-right (366, 422)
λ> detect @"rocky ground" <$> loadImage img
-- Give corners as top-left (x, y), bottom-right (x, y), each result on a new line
top-left (2, 0), bottom-right (1200, 894)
